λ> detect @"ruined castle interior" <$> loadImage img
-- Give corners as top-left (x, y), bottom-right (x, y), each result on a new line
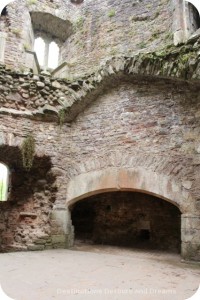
top-left (0, 0), bottom-right (200, 262)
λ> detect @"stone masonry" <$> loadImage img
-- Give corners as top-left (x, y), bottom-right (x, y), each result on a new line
top-left (0, 0), bottom-right (200, 261)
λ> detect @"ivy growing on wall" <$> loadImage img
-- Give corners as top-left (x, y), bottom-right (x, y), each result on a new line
top-left (58, 109), bottom-right (66, 128)
top-left (21, 134), bottom-right (35, 171)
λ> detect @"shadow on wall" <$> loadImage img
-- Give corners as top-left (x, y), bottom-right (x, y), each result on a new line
top-left (0, 145), bottom-right (56, 203)
top-left (0, 145), bottom-right (57, 251)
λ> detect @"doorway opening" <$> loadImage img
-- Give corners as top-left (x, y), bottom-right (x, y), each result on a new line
top-left (0, 163), bottom-right (9, 201)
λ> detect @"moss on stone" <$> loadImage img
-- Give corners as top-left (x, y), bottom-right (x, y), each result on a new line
top-left (108, 9), bottom-right (116, 18)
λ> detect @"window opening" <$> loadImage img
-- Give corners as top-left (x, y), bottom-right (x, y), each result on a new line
top-left (0, 163), bottom-right (9, 201)
top-left (34, 37), bottom-right (45, 67)
top-left (48, 41), bottom-right (59, 69)
top-left (34, 37), bottom-right (59, 70)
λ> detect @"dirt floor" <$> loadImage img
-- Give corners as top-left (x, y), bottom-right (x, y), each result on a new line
top-left (0, 243), bottom-right (199, 300)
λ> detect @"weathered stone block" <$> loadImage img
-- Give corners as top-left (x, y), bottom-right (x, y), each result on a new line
top-left (34, 239), bottom-right (48, 245)
top-left (27, 244), bottom-right (45, 251)
top-left (182, 242), bottom-right (200, 261)
top-left (52, 235), bottom-right (66, 245)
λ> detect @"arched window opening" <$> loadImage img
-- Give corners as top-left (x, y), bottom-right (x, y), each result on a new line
top-left (48, 41), bottom-right (59, 69)
top-left (188, 3), bottom-right (200, 32)
top-left (34, 37), bottom-right (59, 70)
top-left (0, 163), bottom-right (9, 202)
top-left (34, 37), bottom-right (45, 67)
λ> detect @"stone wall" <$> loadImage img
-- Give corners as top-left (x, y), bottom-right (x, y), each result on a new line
top-left (0, 146), bottom-right (57, 251)
top-left (1, 37), bottom-right (200, 122)
top-left (65, 0), bottom-right (173, 76)
top-left (0, 71), bottom-right (199, 259)
top-left (0, 0), bottom-right (173, 76)
top-left (65, 77), bottom-right (199, 261)
top-left (0, 0), bottom-right (199, 261)
top-left (68, 81), bottom-right (200, 201)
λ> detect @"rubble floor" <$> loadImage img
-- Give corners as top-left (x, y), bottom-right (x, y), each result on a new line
top-left (0, 243), bottom-right (199, 300)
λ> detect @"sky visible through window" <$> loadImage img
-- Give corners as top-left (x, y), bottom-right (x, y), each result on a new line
top-left (0, 163), bottom-right (8, 201)
top-left (34, 37), bottom-right (45, 66)
top-left (49, 42), bottom-right (59, 69)
top-left (34, 38), bottom-right (59, 69)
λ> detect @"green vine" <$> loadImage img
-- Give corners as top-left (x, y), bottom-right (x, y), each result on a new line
top-left (58, 109), bottom-right (66, 128)
top-left (21, 134), bottom-right (35, 171)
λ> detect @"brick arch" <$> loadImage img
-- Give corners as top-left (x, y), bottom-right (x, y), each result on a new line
top-left (66, 167), bottom-right (191, 213)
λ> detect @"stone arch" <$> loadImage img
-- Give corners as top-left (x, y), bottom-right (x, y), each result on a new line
top-left (66, 167), bottom-right (189, 213)
top-left (61, 166), bottom-right (200, 260)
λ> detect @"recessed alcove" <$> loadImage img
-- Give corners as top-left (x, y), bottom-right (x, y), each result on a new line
top-left (71, 191), bottom-right (181, 252)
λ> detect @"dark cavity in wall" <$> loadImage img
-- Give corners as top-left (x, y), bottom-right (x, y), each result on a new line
top-left (71, 191), bottom-right (181, 253)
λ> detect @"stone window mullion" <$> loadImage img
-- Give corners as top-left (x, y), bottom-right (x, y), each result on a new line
top-left (43, 39), bottom-right (51, 70)
top-left (0, 32), bottom-right (7, 63)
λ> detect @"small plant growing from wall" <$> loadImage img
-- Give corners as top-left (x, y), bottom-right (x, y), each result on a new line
top-left (23, 43), bottom-right (31, 51)
top-left (11, 28), bottom-right (22, 38)
top-left (27, 0), bottom-right (37, 6)
top-left (58, 109), bottom-right (66, 128)
top-left (108, 9), bottom-right (116, 17)
top-left (21, 134), bottom-right (35, 171)
top-left (76, 17), bottom-right (84, 29)
top-left (138, 41), bottom-right (146, 49)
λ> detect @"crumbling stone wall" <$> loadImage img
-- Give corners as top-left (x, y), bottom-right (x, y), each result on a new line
top-left (1, 38), bottom-right (200, 121)
top-left (68, 80), bottom-right (199, 189)
top-left (0, 145), bottom-right (57, 251)
top-left (0, 71), bottom-right (199, 259)
top-left (1, 0), bottom-right (173, 76)
top-left (0, 0), bottom-right (199, 261)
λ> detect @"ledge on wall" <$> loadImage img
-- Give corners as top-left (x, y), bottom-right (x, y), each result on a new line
top-left (0, 37), bottom-right (200, 123)
top-left (51, 62), bottom-right (72, 80)
top-left (19, 212), bottom-right (37, 218)
top-left (25, 50), bottom-right (40, 75)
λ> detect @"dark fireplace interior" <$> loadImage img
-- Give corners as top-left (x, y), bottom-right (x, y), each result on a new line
top-left (71, 191), bottom-right (181, 252)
